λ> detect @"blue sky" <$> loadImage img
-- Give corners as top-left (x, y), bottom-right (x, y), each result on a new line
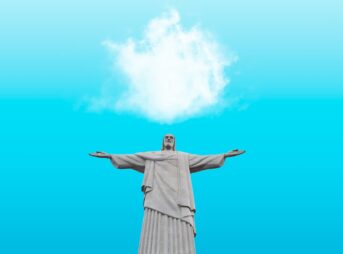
top-left (0, 1), bottom-right (342, 253)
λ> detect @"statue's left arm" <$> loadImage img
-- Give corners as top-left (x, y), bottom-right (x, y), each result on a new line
top-left (188, 149), bottom-right (245, 173)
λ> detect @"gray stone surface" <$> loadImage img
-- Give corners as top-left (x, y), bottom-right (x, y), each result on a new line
top-left (90, 134), bottom-right (245, 253)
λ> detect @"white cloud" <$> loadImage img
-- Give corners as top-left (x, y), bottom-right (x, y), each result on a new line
top-left (92, 9), bottom-right (237, 123)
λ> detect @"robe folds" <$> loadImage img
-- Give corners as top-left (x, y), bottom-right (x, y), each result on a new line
top-left (138, 208), bottom-right (195, 254)
top-left (110, 151), bottom-right (225, 253)
top-left (110, 151), bottom-right (225, 234)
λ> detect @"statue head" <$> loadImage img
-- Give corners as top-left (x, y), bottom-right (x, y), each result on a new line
top-left (162, 134), bottom-right (176, 151)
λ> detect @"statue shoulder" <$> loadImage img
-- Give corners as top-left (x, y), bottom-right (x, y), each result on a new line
top-left (135, 151), bottom-right (163, 160)
top-left (177, 151), bottom-right (188, 155)
top-left (135, 151), bottom-right (159, 156)
top-left (176, 151), bottom-right (190, 158)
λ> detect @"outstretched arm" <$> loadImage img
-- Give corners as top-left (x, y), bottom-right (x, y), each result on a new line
top-left (224, 149), bottom-right (246, 158)
top-left (189, 149), bottom-right (245, 173)
top-left (89, 151), bottom-right (111, 158)
top-left (89, 151), bottom-right (145, 173)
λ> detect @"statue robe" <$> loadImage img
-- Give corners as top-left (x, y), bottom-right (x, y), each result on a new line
top-left (110, 151), bottom-right (226, 253)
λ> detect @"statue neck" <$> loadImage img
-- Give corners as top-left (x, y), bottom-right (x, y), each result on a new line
top-left (162, 145), bottom-right (175, 152)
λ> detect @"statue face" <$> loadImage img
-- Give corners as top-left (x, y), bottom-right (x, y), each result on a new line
top-left (163, 134), bottom-right (175, 150)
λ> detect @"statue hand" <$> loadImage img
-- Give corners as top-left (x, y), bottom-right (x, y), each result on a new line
top-left (225, 149), bottom-right (245, 157)
top-left (89, 151), bottom-right (111, 159)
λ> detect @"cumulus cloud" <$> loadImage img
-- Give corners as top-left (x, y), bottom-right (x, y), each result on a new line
top-left (91, 9), bottom-right (237, 123)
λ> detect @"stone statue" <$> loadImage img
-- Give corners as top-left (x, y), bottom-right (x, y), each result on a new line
top-left (90, 134), bottom-right (245, 254)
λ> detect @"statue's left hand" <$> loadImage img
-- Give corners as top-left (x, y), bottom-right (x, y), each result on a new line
top-left (225, 149), bottom-right (245, 157)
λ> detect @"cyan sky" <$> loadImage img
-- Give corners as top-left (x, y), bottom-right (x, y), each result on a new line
top-left (0, 1), bottom-right (342, 254)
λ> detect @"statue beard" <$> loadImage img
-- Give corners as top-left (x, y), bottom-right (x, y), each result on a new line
top-left (165, 144), bottom-right (172, 150)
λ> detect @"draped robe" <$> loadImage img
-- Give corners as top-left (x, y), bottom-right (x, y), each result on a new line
top-left (110, 150), bottom-right (226, 253)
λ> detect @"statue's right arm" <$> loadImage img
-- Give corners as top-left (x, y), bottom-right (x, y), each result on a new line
top-left (90, 151), bottom-right (145, 173)
top-left (89, 151), bottom-right (111, 158)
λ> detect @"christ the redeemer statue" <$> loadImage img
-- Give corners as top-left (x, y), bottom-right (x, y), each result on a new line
top-left (90, 134), bottom-right (245, 254)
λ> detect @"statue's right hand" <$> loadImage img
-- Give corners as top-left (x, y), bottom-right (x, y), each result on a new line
top-left (89, 151), bottom-right (110, 158)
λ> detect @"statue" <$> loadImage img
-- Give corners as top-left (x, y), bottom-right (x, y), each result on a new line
top-left (90, 134), bottom-right (245, 254)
